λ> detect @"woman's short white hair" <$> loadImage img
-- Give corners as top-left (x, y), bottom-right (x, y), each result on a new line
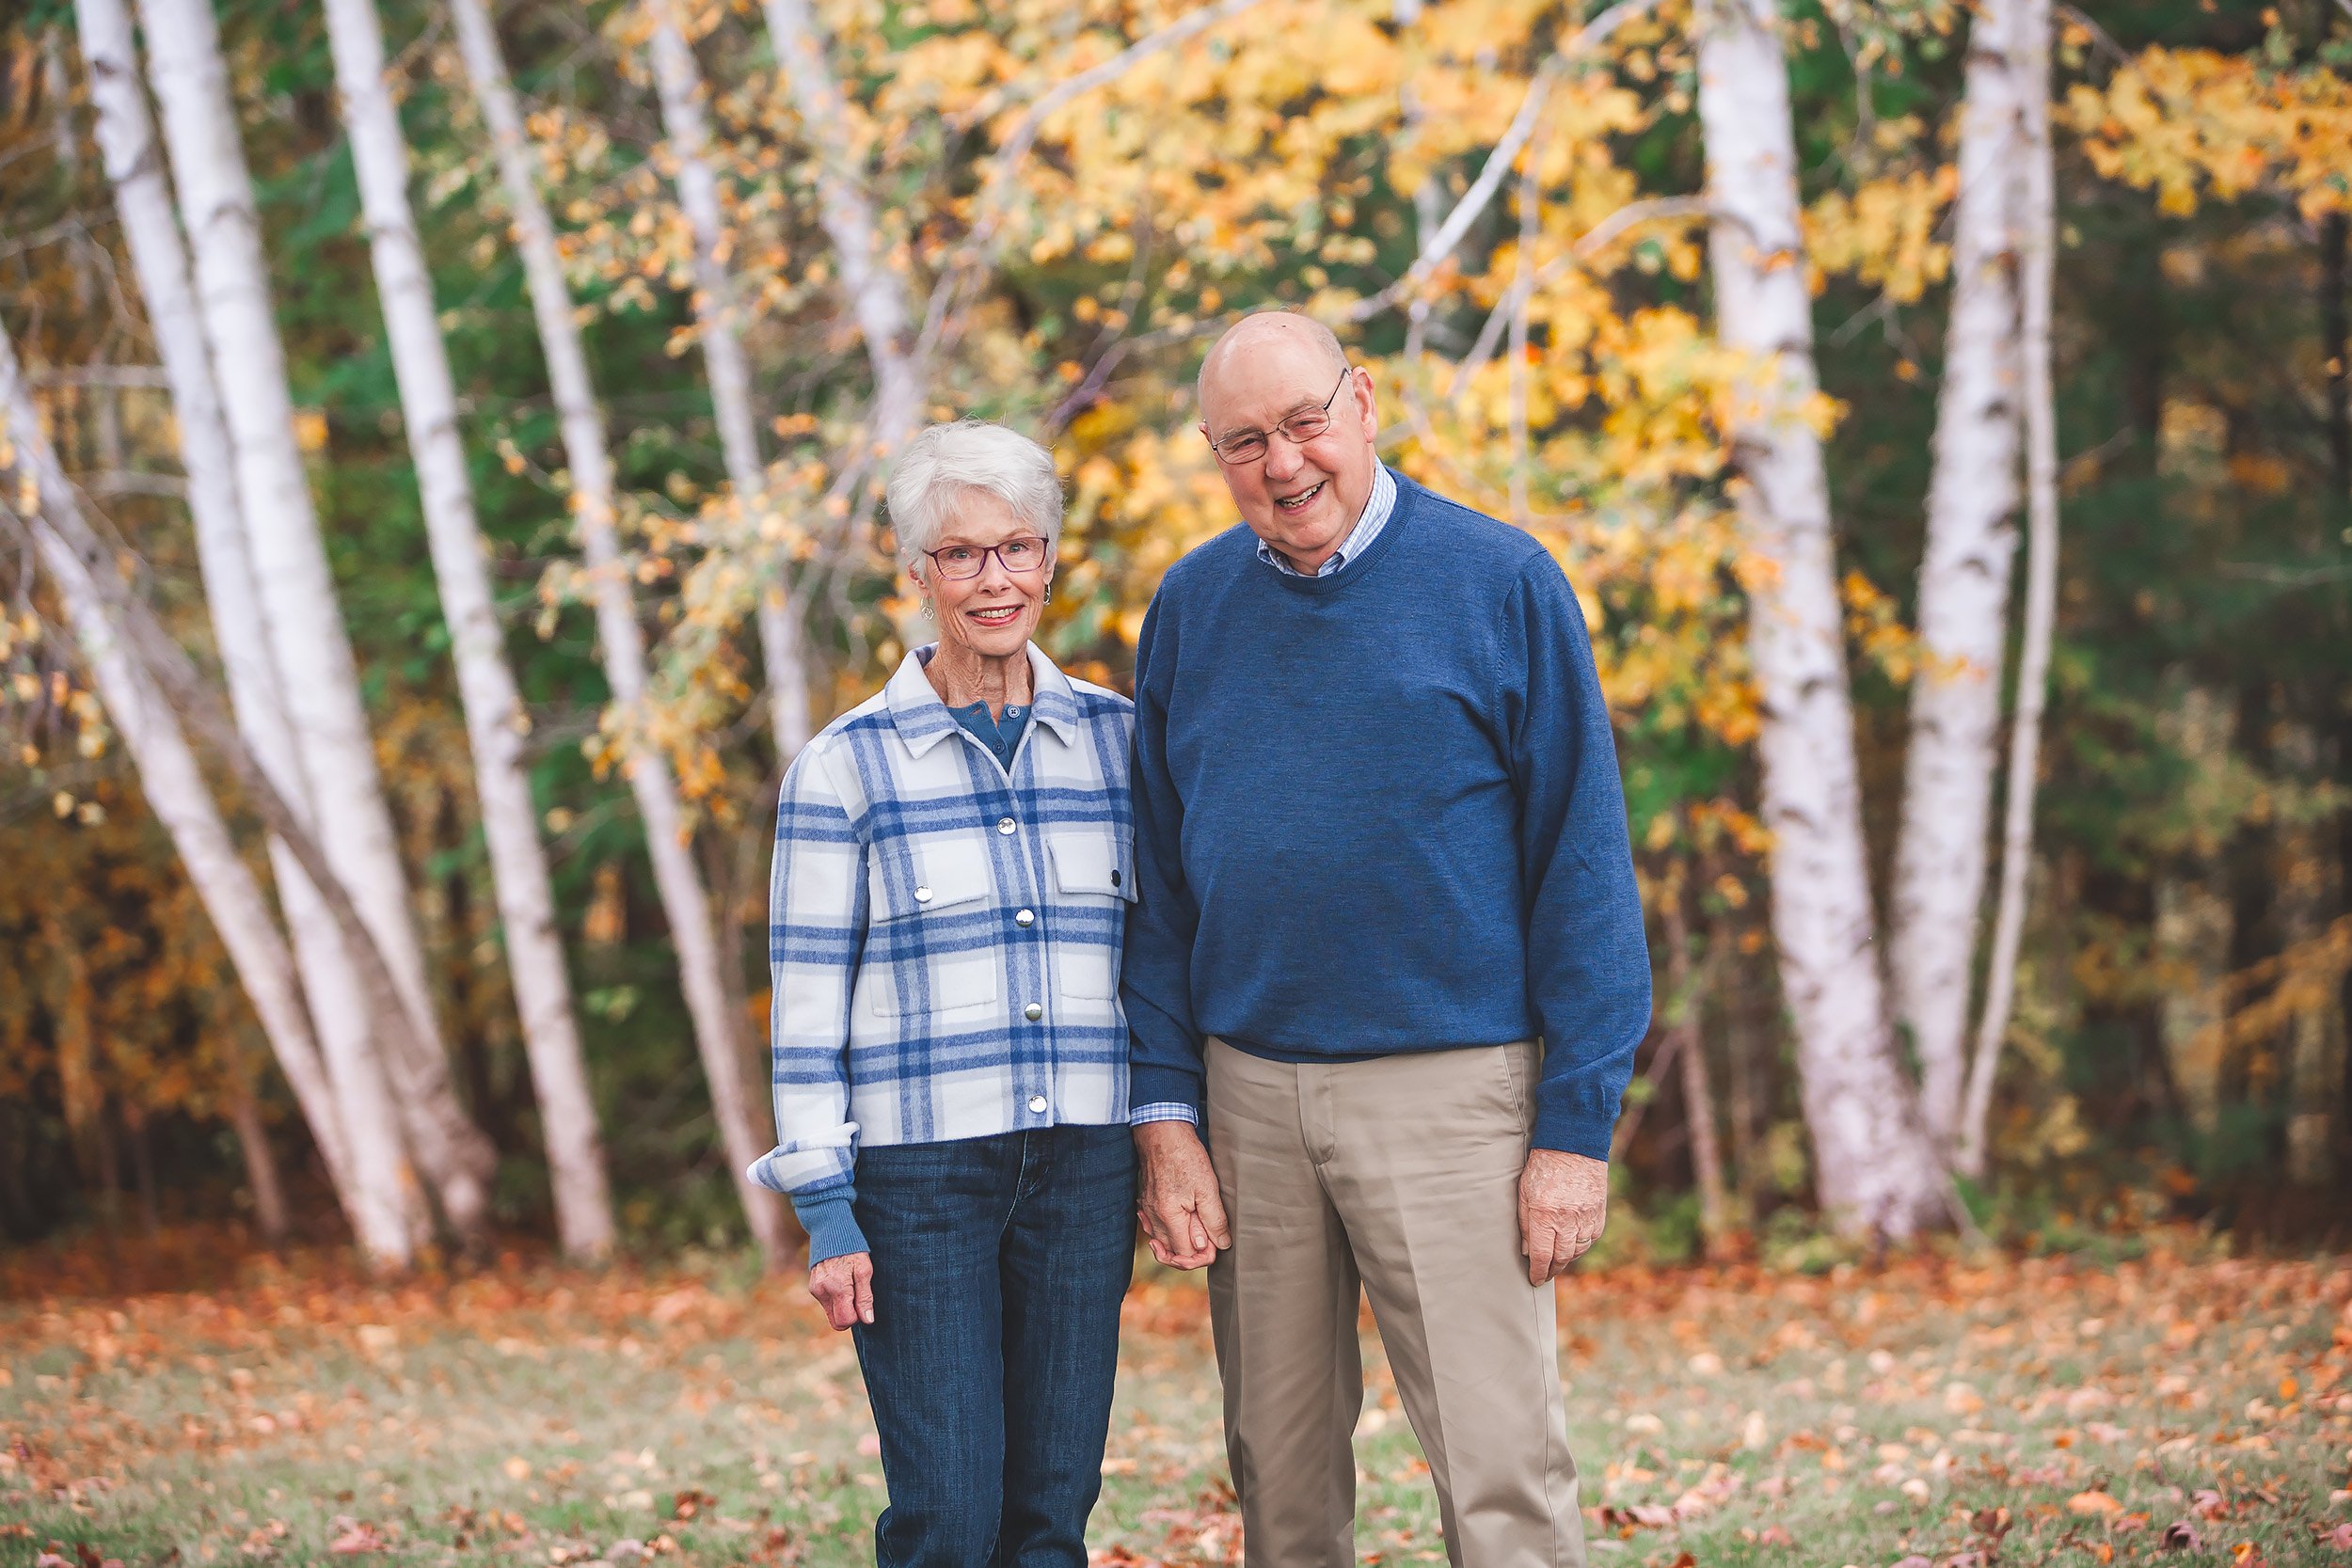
top-left (886, 420), bottom-right (1064, 578)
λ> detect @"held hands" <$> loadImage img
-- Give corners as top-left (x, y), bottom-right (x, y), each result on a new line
top-left (1134, 1120), bottom-right (1230, 1270)
top-left (1519, 1148), bottom-right (1609, 1283)
top-left (807, 1251), bottom-right (875, 1330)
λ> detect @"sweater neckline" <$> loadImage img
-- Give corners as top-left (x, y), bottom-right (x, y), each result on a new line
top-left (1259, 467), bottom-right (1416, 594)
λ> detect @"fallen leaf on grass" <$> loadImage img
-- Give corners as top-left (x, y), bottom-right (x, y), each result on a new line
top-left (2193, 1489), bottom-right (2228, 1519)
top-left (2068, 1491), bottom-right (2123, 1516)
top-left (2161, 1521), bottom-right (2202, 1551)
top-left (327, 1522), bottom-right (385, 1556)
top-left (2319, 1523), bottom-right (2352, 1551)
top-left (1892, 1556), bottom-right (1932, 1567)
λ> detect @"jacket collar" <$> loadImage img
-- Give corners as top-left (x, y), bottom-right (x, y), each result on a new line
top-left (883, 641), bottom-right (1080, 758)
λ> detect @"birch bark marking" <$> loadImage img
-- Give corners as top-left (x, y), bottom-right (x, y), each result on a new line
top-left (73, 0), bottom-right (422, 1255)
top-left (1892, 0), bottom-right (2028, 1148)
top-left (1959, 0), bottom-right (2057, 1178)
top-left (447, 0), bottom-right (790, 1263)
top-left (321, 0), bottom-right (613, 1259)
top-left (1692, 0), bottom-right (1945, 1235)
top-left (2, 341), bottom-right (413, 1269)
top-left (647, 1), bottom-right (813, 758)
top-left (135, 0), bottom-right (497, 1234)
top-left (759, 0), bottom-right (923, 451)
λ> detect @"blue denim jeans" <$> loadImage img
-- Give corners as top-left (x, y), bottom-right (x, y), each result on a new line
top-left (850, 1123), bottom-right (1137, 1568)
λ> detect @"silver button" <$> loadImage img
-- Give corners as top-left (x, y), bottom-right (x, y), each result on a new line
top-left (1023, 1002), bottom-right (1043, 1022)
top-left (1014, 909), bottom-right (1035, 927)
top-left (1027, 1095), bottom-right (1048, 1114)
top-left (913, 885), bottom-right (932, 904)
top-left (997, 816), bottom-right (1017, 835)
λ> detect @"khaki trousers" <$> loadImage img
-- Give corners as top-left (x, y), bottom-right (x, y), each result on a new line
top-left (1202, 1037), bottom-right (1585, 1568)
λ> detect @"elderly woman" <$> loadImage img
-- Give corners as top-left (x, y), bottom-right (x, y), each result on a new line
top-left (748, 420), bottom-right (1137, 1568)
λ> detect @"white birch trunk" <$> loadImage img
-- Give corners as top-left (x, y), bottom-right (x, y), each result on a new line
top-left (1692, 0), bottom-right (1946, 1236)
top-left (2, 338), bottom-right (416, 1269)
top-left (1958, 0), bottom-right (2057, 1177)
top-left (71, 0), bottom-right (429, 1252)
top-left (319, 0), bottom-right (614, 1260)
top-left (1891, 0), bottom-right (2027, 1148)
top-left (448, 0), bottom-right (790, 1262)
top-left (646, 1), bottom-right (813, 758)
top-left (758, 0), bottom-right (923, 451)
top-left (135, 0), bottom-right (496, 1236)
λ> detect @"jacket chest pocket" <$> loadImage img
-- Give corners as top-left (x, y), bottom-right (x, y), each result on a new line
top-left (1046, 832), bottom-right (1136, 1001)
top-left (862, 835), bottom-right (1000, 1018)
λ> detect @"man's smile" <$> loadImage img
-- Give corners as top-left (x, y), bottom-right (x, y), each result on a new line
top-left (1274, 480), bottom-right (1327, 513)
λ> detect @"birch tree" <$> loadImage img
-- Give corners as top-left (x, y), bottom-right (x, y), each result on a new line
top-left (0, 325), bottom-right (415, 1269)
top-left (446, 0), bottom-right (790, 1263)
top-left (1890, 0), bottom-right (2029, 1148)
top-left (1692, 0), bottom-right (1946, 1234)
top-left (644, 0), bottom-right (813, 759)
top-left (73, 0), bottom-right (422, 1258)
top-left (135, 0), bottom-right (497, 1236)
top-left (757, 0), bottom-right (924, 459)
top-left (1959, 0), bottom-right (2058, 1178)
top-left (319, 0), bottom-right (613, 1260)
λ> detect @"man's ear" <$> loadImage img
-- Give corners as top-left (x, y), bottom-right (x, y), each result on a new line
top-left (1353, 366), bottom-right (1379, 435)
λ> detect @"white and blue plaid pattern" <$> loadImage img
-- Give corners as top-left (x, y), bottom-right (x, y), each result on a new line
top-left (747, 643), bottom-right (1136, 1204)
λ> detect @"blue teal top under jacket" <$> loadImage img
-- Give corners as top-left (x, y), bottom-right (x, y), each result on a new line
top-left (950, 700), bottom-right (1032, 770)
top-left (1120, 468), bottom-right (1651, 1160)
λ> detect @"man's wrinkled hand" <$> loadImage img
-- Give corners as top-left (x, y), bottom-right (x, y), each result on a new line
top-left (1519, 1148), bottom-right (1608, 1283)
top-left (1134, 1120), bottom-right (1230, 1270)
top-left (808, 1251), bottom-right (874, 1330)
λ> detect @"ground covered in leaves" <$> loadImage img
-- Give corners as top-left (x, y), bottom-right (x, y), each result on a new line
top-left (3, 1236), bottom-right (2349, 1567)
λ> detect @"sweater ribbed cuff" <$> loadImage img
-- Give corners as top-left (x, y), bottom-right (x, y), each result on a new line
top-left (1129, 1063), bottom-right (1203, 1121)
top-left (791, 1187), bottom-right (868, 1265)
top-left (1532, 1102), bottom-right (1617, 1163)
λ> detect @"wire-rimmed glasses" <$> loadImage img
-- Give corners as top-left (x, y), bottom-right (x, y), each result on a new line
top-left (1206, 370), bottom-right (1352, 466)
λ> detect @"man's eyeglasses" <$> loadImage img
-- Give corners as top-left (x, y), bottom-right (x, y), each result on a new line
top-left (924, 536), bottom-right (1050, 580)
top-left (1206, 370), bottom-right (1353, 467)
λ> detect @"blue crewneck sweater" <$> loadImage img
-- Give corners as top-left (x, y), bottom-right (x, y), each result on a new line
top-left (1120, 470), bottom-right (1651, 1159)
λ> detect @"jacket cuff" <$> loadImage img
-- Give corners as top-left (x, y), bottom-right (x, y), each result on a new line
top-left (1130, 1062), bottom-right (1203, 1120)
top-left (792, 1187), bottom-right (868, 1265)
top-left (1531, 1101), bottom-right (1617, 1163)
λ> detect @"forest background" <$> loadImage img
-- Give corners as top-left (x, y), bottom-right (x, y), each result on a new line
top-left (0, 0), bottom-right (2347, 1275)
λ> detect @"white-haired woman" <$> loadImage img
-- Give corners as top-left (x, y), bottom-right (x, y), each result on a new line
top-left (748, 420), bottom-right (1138, 1568)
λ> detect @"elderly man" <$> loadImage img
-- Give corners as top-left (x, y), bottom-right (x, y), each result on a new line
top-left (1122, 312), bottom-right (1650, 1568)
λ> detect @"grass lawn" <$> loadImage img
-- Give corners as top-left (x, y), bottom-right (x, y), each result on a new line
top-left (3, 1237), bottom-right (2348, 1567)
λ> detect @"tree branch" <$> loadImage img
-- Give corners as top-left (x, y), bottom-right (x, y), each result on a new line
top-left (1346, 0), bottom-right (1663, 325)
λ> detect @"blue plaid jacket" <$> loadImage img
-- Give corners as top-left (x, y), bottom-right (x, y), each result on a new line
top-left (746, 643), bottom-right (1136, 1260)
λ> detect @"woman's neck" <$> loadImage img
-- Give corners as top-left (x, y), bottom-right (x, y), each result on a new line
top-left (925, 639), bottom-right (1032, 718)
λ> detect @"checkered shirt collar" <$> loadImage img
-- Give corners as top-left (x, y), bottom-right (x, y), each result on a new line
top-left (882, 641), bottom-right (1080, 757)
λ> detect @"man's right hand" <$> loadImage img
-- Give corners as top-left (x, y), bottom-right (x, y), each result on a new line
top-left (1134, 1119), bottom-right (1230, 1270)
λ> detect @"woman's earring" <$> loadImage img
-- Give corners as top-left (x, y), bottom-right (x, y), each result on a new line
top-left (1043, 579), bottom-right (1054, 604)
top-left (920, 600), bottom-right (934, 620)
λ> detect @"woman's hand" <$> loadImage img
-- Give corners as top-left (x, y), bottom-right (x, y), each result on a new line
top-left (808, 1251), bottom-right (875, 1330)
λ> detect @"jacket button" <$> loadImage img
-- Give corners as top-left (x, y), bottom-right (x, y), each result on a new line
top-left (1014, 909), bottom-right (1035, 927)
top-left (1027, 1095), bottom-right (1048, 1114)
top-left (1109, 869), bottom-right (1121, 887)
top-left (997, 816), bottom-right (1017, 835)
top-left (913, 885), bottom-right (932, 904)
top-left (1023, 1002), bottom-right (1043, 1022)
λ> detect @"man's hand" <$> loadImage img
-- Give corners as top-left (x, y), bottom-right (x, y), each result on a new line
top-left (1135, 1120), bottom-right (1230, 1270)
top-left (808, 1251), bottom-right (874, 1330)
top-left (1519, 1148), bottom-right (1609, 1283)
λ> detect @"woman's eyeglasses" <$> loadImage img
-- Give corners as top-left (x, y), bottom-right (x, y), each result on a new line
top-left (925, 536), bottom-right (1050, 580)
top-left (1207, 370), bottom-right (1352, 466)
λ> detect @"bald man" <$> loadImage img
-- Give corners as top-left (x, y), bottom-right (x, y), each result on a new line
top-left (1120, 312), bottom-right (1650, 1568)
